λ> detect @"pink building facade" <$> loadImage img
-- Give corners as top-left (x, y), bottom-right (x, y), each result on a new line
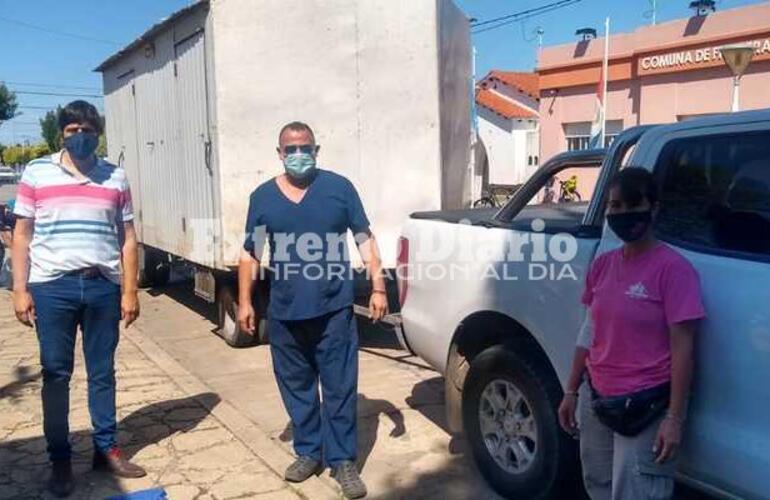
top-left (537, 2), bottom-right (770, 164)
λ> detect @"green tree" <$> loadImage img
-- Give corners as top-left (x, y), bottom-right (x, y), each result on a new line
top-left (40, 107), bottom-right (62, 152)
top-left (97, 134), bottom-right (107, 158)
top-left (3, 143), bottom-right (50, 166)
top-left (0, 83), bottom-right (19, 127)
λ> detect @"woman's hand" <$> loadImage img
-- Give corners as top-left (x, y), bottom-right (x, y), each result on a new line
top-left (558, 393), bottom-right (578, 435)
top-left (654, 416), bottom-right (683, 463)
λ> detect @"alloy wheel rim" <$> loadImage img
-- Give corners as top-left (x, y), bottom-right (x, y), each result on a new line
top-left (478, 379), bottom-right (538, 474)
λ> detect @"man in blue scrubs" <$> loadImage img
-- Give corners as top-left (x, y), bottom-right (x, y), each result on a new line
top-left (238, 122), bottom-right (388, 499)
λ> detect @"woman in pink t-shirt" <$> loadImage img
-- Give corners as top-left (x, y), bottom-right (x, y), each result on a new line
top-left (558, 167), bottom-right (705, 500)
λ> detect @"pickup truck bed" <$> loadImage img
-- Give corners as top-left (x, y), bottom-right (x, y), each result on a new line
top-left (411, 202), bottom-right (590, 233)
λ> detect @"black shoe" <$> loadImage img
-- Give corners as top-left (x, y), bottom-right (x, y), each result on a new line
top-left (284, 455), bottom-right (323, 483)
top-left (331, 461), bottom-right (367, 499)
top-left (47, 460), bottom-right (75, 498)
top-left (93, 447), bottom-right (147, 478)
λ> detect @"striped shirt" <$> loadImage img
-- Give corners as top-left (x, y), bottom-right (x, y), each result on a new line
top-left (13, 151), bottom-right (134, 284)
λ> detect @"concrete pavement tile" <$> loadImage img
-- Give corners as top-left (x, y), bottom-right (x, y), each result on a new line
top-left (208, 470), bottom-right (286, 498)
top-left (129, 454), bottom-right (172, 472)
top-left (156, 471), bottom-right (186, 485)
top-left (129, 442), bottom-right (170, 461)
top-left (178, 466), bottom-right (228, 485)
top-left (250, 489), bottom-right (304, 500)
top-left (177, 441), bottom-right (250, 470)
top-left (165, 484), bottom-right (203, 499)
top-left (171, 428), bottom-right (235, 453)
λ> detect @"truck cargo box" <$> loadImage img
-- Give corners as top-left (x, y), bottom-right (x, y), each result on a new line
top-left (98, 0), bottom-right (472, 269)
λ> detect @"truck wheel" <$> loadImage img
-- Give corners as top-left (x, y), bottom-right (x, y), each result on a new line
top-left (462, 345), bottom-right (580, 500)
top-left (216, 286), bottom-right (267, 347)
top-left (140, 248), bottom-right (171, 288)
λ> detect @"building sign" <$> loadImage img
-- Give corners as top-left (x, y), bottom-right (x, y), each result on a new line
top-left (638, 36), bottom-right (770, 75)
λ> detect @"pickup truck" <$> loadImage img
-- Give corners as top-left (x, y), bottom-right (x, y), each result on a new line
top-left (396, 110), bottom-right (770, 499)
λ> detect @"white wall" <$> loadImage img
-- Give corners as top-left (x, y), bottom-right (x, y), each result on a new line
top-left (477, 107), bottom-right (538, 186)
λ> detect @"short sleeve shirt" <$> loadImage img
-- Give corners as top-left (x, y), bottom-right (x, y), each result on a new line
top-left (243, 169), bottom-right (370, 321)
top-left (14, 151), bottom-right (134, 284)
top-left (582, 243), bottom-right (705, 396)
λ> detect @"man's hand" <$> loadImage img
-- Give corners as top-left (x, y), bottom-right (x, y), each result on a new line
top-left (369, 291), bottom-right (388, 322)
top-left (654, 416), bottom-right (683, 463)
top-left (13, 290), bottom-right (35, 327)
top-left (121, 291), bottom-right (140, 328)
top-left (558, 394), bottom-right (578, 435)
top-left (238, 301), bottom-right (256, 334)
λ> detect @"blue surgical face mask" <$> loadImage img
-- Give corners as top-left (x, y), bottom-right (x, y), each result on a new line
top-left (63, 132), bottom-right (99, 161)
top-left (283, 152), bottom-right (316, 179)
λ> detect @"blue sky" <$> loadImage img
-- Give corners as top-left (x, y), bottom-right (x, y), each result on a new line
top-left (1, 0), bottom-right (766, 144)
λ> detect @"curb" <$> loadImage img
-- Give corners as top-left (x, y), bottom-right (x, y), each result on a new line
top-left (124, 330), bottom-right (340, 500)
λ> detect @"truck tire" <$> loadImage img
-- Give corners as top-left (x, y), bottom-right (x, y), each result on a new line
top-left (462, 345), bottom-right (581, 500)
top-left (139, 248), bottom-right (171, 288)
top-left (216, 285), bottom-right (267, 347)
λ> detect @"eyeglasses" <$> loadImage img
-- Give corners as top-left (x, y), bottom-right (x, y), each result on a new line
top-left (280, 144), bottom-right (317, 155)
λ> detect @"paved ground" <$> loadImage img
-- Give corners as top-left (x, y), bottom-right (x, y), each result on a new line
top-left (1, 276), bottom-right (713, 500)
top-left (137, 282), bottom-right (502, 500)
top-left (0, 182), bottom-right (16, 204)
top-left (0, 288), bottom-right (304, 500)
top-left (0, 279), bottom-right (500, 500)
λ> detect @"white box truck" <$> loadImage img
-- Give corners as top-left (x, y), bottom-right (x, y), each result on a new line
top-left (97, 0), bottom-right (472, 346)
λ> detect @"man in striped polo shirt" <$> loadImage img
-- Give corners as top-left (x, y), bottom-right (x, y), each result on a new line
top-left (12, 100), bottom-right (146, 497)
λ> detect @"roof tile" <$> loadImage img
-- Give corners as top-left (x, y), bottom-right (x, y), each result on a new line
top-left (486, 71), bottom-right (540, 99)
top-left (476, 89), bottom-right (538, 119)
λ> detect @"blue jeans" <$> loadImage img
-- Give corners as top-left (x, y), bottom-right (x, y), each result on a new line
top-left (29, 274), bottom-right (121, 461)
top-left (269, 306), bottom-right (359, 466)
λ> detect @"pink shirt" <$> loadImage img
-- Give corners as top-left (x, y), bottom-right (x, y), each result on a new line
top-left (582, 244), bottom-right (705, 397)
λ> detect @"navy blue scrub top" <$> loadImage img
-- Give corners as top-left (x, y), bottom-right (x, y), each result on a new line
top-left (243, 169), bottom-right (370, 321)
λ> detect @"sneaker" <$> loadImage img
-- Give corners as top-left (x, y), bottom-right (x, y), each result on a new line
top-left (93, 447), bottom-right (147, 478)
top-left (284, 455), bottom-right (323, 483)
top-left (47, 460), bottom-right (75, 498)
top-left (331, 461), bottom-right (367, 499)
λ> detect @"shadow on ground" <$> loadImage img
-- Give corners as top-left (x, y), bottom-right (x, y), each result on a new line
top-left (276, 393), bottom-right (406, 472)
top-left (0, 392), bottom-right (220, 498)
top-left (0, 365), bottom-right (42, 403)
top-left (398, 378), bottom-right (712, 500)
top-left (148, 281), bottom-right (218, 327)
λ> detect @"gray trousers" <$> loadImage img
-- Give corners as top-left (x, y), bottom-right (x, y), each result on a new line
top-left (578, 383), bottom-right (677, 500)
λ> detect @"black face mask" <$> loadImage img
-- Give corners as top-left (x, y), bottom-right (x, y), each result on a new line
top-left (607, 211), bottom-right (652, 242)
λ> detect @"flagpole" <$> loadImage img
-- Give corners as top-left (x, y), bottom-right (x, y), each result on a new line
top-left (601, 17), bottom-right (610, 148)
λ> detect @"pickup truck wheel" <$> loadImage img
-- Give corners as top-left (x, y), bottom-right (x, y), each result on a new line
top-left (217, 286), bottom-right (267, 347)
top-left (463, 345), bottom-right (578, 500)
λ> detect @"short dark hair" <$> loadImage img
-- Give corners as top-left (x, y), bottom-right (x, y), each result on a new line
top-left (58, 100), bottom-right (103, 135)
top-left (609, 167), bottom-right (659, 207)
top-left (278, 121), bottom-right (315, 144)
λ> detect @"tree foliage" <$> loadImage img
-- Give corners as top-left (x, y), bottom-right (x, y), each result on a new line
top-left (97, 134), bottom-right (107, 158)
top-left (0, 83), bottom-right (19, 126)
top-left (2, 144), bottom-right (50, 166)
top-left (40, 107), bottom-right (62, 152)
